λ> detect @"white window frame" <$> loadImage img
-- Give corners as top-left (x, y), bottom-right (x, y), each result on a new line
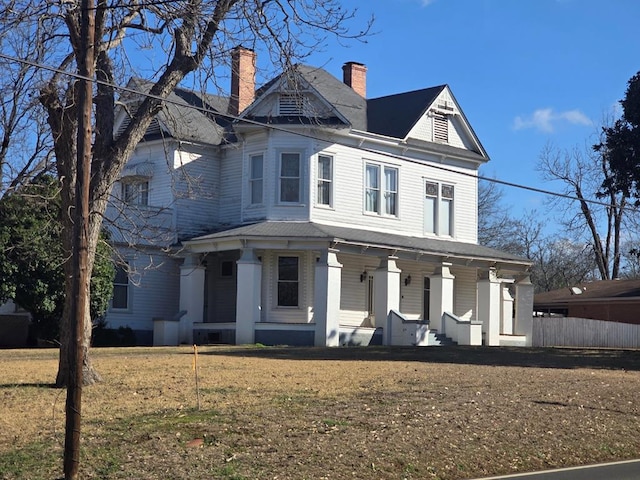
top-left (317, 154), bottom-right (333, 207)
top-left (364, 161), bottom-right (399, 217)
top-left (249, 153), bottom-right (264, 205)
top-left (278, 152), bottom-right (302, 204)
top-left (277, 255), bottom-right (299, 308)
top-left (121, 179), bottom-right (149, 206)
top-left (424, 180), bottom-right (454, 237)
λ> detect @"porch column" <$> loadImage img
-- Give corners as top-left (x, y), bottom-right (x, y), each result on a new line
top-left (179, 255), bottom-right (205, 344)
top-left (501, 285), bottom-right (514, 335)
top-left (314, 248), bottom-right (343, 347)
top-left (429, 263), bottom-right (455, 332)
top-left (235, 248), bottom-right (262, 344)
top-left (374, 256), bottom-right (401, 345)
top-left (514, 274), bottom-right (534, 346)
top-left (478, 268), bottom-right (501, 346)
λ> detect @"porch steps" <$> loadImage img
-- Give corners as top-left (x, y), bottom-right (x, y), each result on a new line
top-left (427, 330), bottom-right (456, 346)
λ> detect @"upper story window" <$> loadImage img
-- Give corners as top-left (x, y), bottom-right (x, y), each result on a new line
top-left (317, 154), bottom-right (333, 207)
top-left (277, 256), bottom-right (299, 307)
top-left (279, 152), bottom-right (301, 203)
top-left (249, 153), bottom-right (263, 205)
top-left (364, 162), bottom-right (398, 217)
top-left (121, 180), bottom-right (149, 206)
top-left (111, 264), bottom-right (129, 310)
top-left (424, 180), bottom-right (454, 236)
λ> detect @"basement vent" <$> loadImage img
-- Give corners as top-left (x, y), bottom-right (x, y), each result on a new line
top-left (433, 113), bottom-right (448, 143)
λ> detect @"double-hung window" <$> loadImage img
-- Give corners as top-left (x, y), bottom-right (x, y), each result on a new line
top-left (249, 154), bottom-right (263, 205)
top-left (364, 162), bottom-right (398, 216)
top-left (279, 152), bottom-right (301, 203)
top-left (317, 154), bottom-right (333, 207)
top-left (122, 180), bottom-right (149, 206)
top-left (424, 180), bottom-right (454, 236)
top-left (277, 256), bottom-right (299, 307)
top-left (112, 264), bottom-right (129, 310)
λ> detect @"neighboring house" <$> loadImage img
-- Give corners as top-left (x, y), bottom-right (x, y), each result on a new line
top-left (104, 47), bottom-right (534, 347)
top-left (534, 279), bottom-right (640, 325)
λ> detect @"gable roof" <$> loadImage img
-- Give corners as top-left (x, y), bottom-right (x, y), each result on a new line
top-left (534, 279), bottom-right (640, 306)
top-left (366, 86), bottom-right (445, 139)
top-left (244, 64), bottom-right (367, 130)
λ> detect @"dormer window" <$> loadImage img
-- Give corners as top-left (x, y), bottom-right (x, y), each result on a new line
top-left (121, 179), bottom-right (149, 206)
top-left (279, 93), bottom-right (306, 115)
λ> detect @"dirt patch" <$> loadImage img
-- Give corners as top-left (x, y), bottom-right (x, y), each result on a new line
top-left (1, 346), bottom-right (639, 479)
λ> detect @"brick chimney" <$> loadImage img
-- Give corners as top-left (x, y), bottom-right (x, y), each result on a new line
top-left (230, 46), bottom-right (256, 116)
top-left (342, 61), bottom-right (367, 98)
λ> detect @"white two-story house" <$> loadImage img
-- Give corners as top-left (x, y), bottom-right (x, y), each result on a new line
top-left (105, 47), bottom-right (533, 347)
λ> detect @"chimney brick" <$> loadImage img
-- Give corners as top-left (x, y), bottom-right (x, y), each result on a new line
top-left (342, 62), bottom-right (367, 98)
top-left (230, 47), bottom-right (256, 116)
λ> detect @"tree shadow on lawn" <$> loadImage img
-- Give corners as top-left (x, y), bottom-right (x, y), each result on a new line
top-left (199, 345), bottom-right (640, 371)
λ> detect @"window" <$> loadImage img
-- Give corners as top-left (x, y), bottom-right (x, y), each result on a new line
top-left (317, 154), bottom-right (333, 206)
top-left (112, 264), bottom-right (129, 310)
top-left (364, 162), bottom-right (398, 216)
top-left (279, 153), bottom-right (301, 203)
top-left (220, 260), bottom-right (234, 278)
top-left (249, 154), bottom-right (263, 204)
top-left (277, 256), bottom-right (299, 307)
top-left (424, 180), bottom-right (454, 236)
top-left (423, 277), bottom-right (431, 321)
top-left (121, 180), bottom-right (149, 206)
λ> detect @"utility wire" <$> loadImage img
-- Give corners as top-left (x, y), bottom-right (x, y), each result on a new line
top-left (0, 50), bottom-right (635, 214)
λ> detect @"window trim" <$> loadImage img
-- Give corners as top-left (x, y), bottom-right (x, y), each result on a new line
top-left (248, 153), bottom-right (264, 206)
top-left (278, 151), bottom-right (303, 205)
top-left (364, 161), bottom-right (399, 217)
top-left (121, 179), bottom-right (149, 206)
top-left (424, 179), bottom-right (455, 237)
top-left (316, 154), bottom-right (333, 208)
top-left (276, 255), bottom-right (299, 308)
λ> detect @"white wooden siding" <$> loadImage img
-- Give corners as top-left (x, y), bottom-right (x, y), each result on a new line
top-left (104, 249), bottom-right (181, 332)
top-left (309, 140), bottom-right (478, 243)
top-left (261, 250), bottom-right (314, 323)
top-left (336, 253), bottom-right (374, 327)
top-left (452, 266), bottom-right (477, 320)
top-left (219, 147), bottom-right (243, 224)
top-left (174, 146), bottom-right (220, 239)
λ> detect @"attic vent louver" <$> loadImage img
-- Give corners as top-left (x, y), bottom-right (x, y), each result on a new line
top-left (433, 113), bottom-right (448, 143)
top-left (279, 93), bottom-right (306, 115)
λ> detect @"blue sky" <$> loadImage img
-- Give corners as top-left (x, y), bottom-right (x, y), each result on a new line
top-left (302, 0), bottom-right (640, 216)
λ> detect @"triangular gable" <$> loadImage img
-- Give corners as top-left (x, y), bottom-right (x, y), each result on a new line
top-left (406, 86), bottom-right (488, 159)
top-left (367, 85), bottom-right (488, 161)
top-left (241, 65), bottom-right (366, 129)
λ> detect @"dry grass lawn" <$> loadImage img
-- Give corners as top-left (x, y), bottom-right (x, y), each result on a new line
top-left (1, 345), bottom-right (639, 479)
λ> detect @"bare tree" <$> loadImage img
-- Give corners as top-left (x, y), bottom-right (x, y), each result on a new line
top-left (537, 139), bottom-right (632, 281)
top-left (0, 1), bottom-right (372, 389)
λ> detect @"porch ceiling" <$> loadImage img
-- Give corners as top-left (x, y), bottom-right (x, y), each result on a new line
top-left (184, 221), bottom-right (532, 272)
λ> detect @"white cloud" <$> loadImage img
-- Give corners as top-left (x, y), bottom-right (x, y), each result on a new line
top-left (420, 0), bottom-right (436, 6)
top-left (513, 108), bottom-right (592, 133)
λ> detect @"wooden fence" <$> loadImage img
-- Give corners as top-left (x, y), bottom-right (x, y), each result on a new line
top-left (532, 316), bottom-right (640, 348)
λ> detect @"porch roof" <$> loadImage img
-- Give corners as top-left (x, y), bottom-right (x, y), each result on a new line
top-left (185, 221), bottom-right (531, 271)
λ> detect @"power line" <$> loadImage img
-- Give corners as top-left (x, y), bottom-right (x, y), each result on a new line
top-left (0, 50), bottom-right (635, 215)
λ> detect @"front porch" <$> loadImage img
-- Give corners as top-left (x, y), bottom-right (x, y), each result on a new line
top-left (156, 222), bottom-right (533, 348)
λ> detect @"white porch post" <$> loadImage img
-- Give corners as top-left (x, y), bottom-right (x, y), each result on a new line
top-left (501, 285), bottom-right (514, 335)
top-left (429, 263), bottom-right (455, 332)
top-left (314, 248), bottom-right (343, 347)
top-left (235, 248), bottom-right (262, 345)
top-left (374, 256), bottom-right (401, 345)
top-left (179, 255), bottom-right (205, 344)
top-left (514, 274), bottom-right (534, 346)
top-left (478, 268), bottom-right (501, 346)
